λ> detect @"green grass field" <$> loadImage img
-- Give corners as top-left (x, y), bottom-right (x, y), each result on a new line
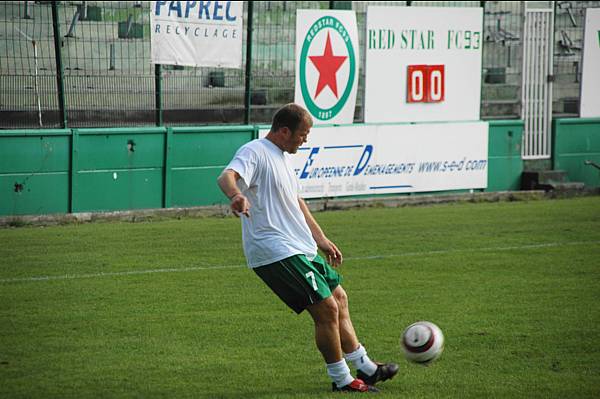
top-left (1, 197), bottom-right (599, 398)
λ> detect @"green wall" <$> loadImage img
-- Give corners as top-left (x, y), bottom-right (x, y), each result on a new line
top-left (1, 126), bottom-right (256, 216)
top-left (169, 126), bottom-right (257, 207)
top-left (0, 129), bottom-right (71, 216)
top-left (0, 120), bottom-right (532, 217)
top-left (73, 127), bottom-right (166, 212)
top-left (553, 118), bottom-right (600, 188)
top-left (487, 120), bottom-right (523, 192)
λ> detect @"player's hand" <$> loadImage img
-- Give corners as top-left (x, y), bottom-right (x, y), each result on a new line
top-left (230, 193), bottom-right (250, 218)
top-left (317, 238), bottom-right (343, 267)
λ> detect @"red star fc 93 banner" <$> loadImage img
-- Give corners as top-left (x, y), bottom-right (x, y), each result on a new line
top-left (295, 10), bottom-right (360, 125)
top-left (365, 6), bottom-right (482, 123)
top-left (151, 1), bottom-right (243, 68)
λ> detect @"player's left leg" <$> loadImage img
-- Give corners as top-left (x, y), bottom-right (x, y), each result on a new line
top-left (332, 286), bottom-right (400, 386)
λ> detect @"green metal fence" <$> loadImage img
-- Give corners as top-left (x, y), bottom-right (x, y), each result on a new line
top-left (57, 2), bottom-right (155, 127)
top-left (1, 1), bottom-right (599, 128)
top-left (0, 125), bottom-right (257, 216)
top-left (0, 121), bottom-right (531, 216)
top-left (553, 1), bottom-right (591, 116)
top-left (553, 118), bottom-right (600, 188)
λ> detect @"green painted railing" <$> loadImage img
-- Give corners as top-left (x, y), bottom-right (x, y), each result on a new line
top-left (487, 120), bottom-right (523, 192)
top-left (6, 117), bottom-right (598, 218)
top-left (553, 118), bottom-right (600, 188)
top-left (0, 120), bottom-right (536, 217)
top-left (1, 126), bottom-right (257, 216)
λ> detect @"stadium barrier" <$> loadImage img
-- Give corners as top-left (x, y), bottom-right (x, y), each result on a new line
top-left (553, 118), bottom-right (600, 189)
top-left (487, 120), bottom-right (523, 192)
top-left (0, 128), bottom-right (71, 216)
top-left (1, 125), bottom-right (257, 216)
top-left (3, 118), bottom-right (600, 217)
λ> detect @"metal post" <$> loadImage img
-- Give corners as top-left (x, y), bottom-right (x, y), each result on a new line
top-left (330, 1), bottom-right (352, 10)
top-left (69, 129), bottom-right (79, 213)
top-left (80, 1), bottom-right (87, 20)
top-left (51, 1), bottom-right (67, 128)
top-left (15, 26), bottom-right (43, 126)
top-left (163, 128), bottom-right (172, 209)
top-left (33, 40), bottom-right (42, 127)
top-left (155, 64), bottom-right (163, 126)
top-left (109, 43), bottom-right (115, 70)
top-left (479, 1), bottom-right (485, 119)
top-left (244, 2), bottom-right (254, 125)
top-left (65, 9), bottom-right (80, 38)
top-left (24, 1), bottom-right (32, 19)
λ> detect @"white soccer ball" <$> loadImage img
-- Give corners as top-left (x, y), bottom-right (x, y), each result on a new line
top-left (401, 321), bottom-right (445, 364)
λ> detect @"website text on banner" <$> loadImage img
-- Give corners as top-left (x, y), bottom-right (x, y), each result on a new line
top-left (151, 1), bottom-right (243, 68)
top-left (365, 6), bottom-right (483, 123)
top-left (260, 122), bottom-right (489, 199)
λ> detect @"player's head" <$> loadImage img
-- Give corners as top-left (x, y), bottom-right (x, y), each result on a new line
top-left (270, 103), bottom-right (313, 154)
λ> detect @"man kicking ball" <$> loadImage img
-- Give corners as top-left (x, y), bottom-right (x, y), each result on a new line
top-left (217, 103), bottom-right (398, 393)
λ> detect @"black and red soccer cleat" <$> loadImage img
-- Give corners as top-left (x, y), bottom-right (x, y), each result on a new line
top-left (332, 378), bottom-right (379, 393)
top-left (356, 362), bottom-right (399, 386)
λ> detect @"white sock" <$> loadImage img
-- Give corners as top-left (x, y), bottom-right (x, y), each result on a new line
top-left (326, 359), bottom-right (354, 388)
top-left (345, 344), bottom-right (378, 377)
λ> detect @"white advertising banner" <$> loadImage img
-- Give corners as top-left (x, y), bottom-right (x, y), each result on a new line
top-left (294, 10), bottom-right (360, 125)
top-left (365, 6), bottom-right (483, 123)
top-left (150, 1), bottom-right (243, 68)
top-left (260, 122), bottom-right (488, 198)
top-left (580, 8), bottom-right (600, 118)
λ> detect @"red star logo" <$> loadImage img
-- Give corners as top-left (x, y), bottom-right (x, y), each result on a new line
top-left (309, 31), bottom-right (347, 99)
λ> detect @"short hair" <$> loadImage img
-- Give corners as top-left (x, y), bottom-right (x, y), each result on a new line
top-left (270, 103), bottom-right (311, 134)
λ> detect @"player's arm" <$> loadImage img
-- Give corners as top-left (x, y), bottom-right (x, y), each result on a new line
top-left (217, 169), bottom-right (250, 218)
top-left (298, 197), bottom-right (343, 267)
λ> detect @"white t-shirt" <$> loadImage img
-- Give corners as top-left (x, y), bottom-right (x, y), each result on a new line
top-left (225, 138), bottom-right (318, 268)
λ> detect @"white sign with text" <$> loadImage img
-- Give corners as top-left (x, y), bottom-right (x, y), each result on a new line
top-left (365, 6), bottom-right (483, 123)
top-left (150, 1), bottom-right (243, 68)
top-left (580, 8), bottom-right (600, 117)
top-left (260, 122), bottom-right (489, 198)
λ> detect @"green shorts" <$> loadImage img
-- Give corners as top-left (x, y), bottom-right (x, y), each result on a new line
top-left (253, 254), bottom-right (342, 314)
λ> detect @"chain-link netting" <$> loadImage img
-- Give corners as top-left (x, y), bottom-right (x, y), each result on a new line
top-left (0, 1), bottom-right (60, 128)
top-left (1, 1), bottom-right (598, 128)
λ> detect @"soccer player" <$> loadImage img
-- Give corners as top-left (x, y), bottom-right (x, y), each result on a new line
top-left (217, 103), bottom-right (398, 393)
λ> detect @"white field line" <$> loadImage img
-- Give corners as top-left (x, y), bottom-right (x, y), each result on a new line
top-left (1, 240), bottom-right (598, 284)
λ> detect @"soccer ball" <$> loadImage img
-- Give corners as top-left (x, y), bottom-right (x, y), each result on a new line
top-left (401, 321), bottom-right (444, 364)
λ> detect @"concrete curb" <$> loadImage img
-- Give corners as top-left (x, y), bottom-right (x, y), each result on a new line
top-left (1, 189), bottom-right (598, 228)
top-left (305, 190), bottom-right (547, 212)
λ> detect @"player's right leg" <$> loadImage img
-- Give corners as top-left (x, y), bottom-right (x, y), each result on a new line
top-left (306, 296), bottom-right (343, 363)
top-left (253, 255), bottom-right (377, 393)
